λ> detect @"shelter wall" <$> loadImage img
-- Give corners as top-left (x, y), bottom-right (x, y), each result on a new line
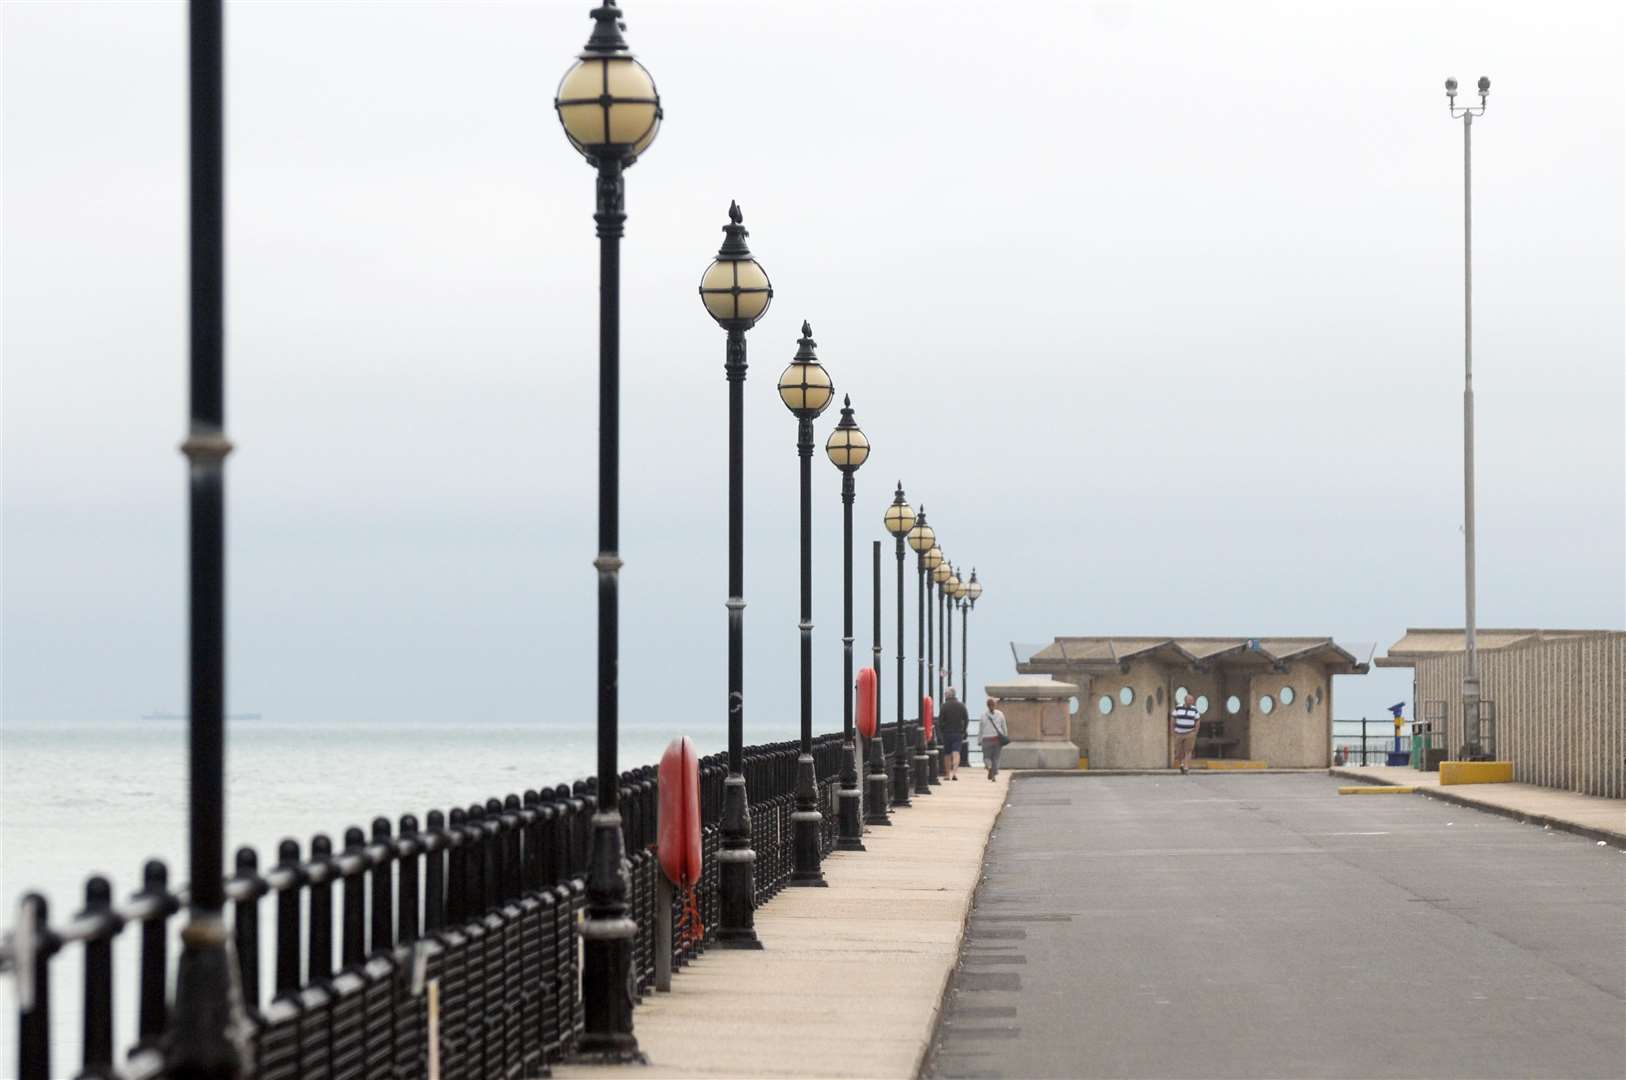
top-left (1086, 661), bottom-right (1171, 769)
top-left (1246, 661), bottom-right (1332, 768)
top-left (1413, 632), bottom-right (1624, 798)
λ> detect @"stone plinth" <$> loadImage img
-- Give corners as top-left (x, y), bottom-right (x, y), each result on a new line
top-left (985, 675), bottom-right (1081, 770)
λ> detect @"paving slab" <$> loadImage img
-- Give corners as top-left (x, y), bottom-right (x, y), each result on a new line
top-left (552, 772), bottom-right (1011, 1079)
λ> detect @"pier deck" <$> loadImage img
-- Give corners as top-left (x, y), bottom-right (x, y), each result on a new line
top-left (554, 771), bottom-right (1011, 1079)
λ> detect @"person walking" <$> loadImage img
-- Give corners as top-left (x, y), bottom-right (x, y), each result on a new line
top-left (1171, 690), bottom-right (1200, 774)
top-left (939, 687), bottom-right (969, 781)
top-left (979, 697), bottom-right (1008, 781)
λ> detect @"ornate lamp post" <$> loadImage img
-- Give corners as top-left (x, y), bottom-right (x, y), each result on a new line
top-left (778, 322), bottom-right (835, 885)
top-left (883, 485), bottom-right (916, 807)
top-left (1443, 74), bottom-right (1492, 760)
top-left (168, 2), bottom-right (245, 1074)
top-left (944, 566), bottom-right (961, 693)
top-left (826, 396), bottom-right (870, 850)
top-left (698, 200), bottom-right (771, 946)
top-left (554, 1), bottom-right (661, 1057)
top-left (865, 539), bottom-right (891, 826)
top-left (964, 568), bottom-right (982, 709)
top-left (933, 555), bottom-right (952, 701)
top-left (923, 543), bottom-right (945, 785)
top-left (906, 510), bottom-right (936, 796)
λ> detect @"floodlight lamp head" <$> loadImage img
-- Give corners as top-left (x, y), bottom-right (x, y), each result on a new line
top-left (1476, 76), bottom-right (1490, 94)
top-left (1445, 76), bottom-right (1458, 98)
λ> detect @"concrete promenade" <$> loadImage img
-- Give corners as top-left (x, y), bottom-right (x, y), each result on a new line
top-left (926, 773), bottom-right (1626, 1079)
top-left (554, 771), bottom-right (1011, 1079)
top-left (1331, 764), bottom-right (1626, 845)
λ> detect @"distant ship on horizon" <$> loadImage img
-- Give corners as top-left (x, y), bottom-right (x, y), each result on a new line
top-left (140, 710), bottom-right (263, 721)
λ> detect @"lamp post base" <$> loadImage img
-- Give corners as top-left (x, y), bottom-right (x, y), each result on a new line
top-left (913, 750), bottom-right (932, 796)
top-left (927, 746), bottom-right (942, 785)
top-left (891, 750), bottom-right (913, 808)
top-left (715, 775), bottom-right (760, 948)
top-left (837, 737), bottom-right (864, 850)
top-left (166, 918), bottom-right (244, 1079)
top-left (865, 737), bottom-right (891, 826)
top-left (790, 754), bottom-right (825, 885)
top-left (577, 812), bottom-right (642, 1062)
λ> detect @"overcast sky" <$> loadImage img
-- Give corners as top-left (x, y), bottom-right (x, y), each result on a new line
top-left (3, 0), bottom-right (1622, 742)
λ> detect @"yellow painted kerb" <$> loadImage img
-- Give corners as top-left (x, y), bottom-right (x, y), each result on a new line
top-left (1338, 785), bottom-right (1416, 795)
top-left (1439, 760), bottom-right (1514, 785)
top-left (1196, 759), bottom-right (1267, 771)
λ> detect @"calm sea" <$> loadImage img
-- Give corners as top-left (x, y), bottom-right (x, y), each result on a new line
top-left (0, 712), bottom-right (775, 1071)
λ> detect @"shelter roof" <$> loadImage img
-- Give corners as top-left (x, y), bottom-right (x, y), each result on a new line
top-left (1376, 628), bottom-right (1613, 667)
top-left (1018, 636), bottom-right (1368, 675)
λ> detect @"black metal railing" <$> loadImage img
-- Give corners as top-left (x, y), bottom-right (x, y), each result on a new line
top-left (4, 729), bottom-right (876, 1080)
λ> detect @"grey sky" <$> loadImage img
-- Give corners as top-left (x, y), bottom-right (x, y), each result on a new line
top-left (3, 0), bottom-right (1622, 740)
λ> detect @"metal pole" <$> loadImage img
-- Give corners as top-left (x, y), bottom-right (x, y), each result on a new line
top-left (792, 416), bottom-right (826, 884)
top-left (579, 152), bottom-right (639, 1057)
top-left (1461, 108), bottom-right (1481, 758)
top-left (168, 2), bottom-right (243, 1073)
top-left (717, 322), bottom-right (760, 945)
top-left (866, 540), bottom-right (891, 825)
top-left (836, 468), bottom-right (864, 849)
top-left (926, 568), bottom-right (940, 785)
top-left (892, 532), bottom-right (912, 807)
top-left (914, 550), bottom-right (931, 796)
top-left (947, 587), bottom-right (954, 695)
top-left (961, 600), bottom-right (969, 713)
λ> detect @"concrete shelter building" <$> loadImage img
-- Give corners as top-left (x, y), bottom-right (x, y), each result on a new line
top-left (1016, 636), bottom-right (1370, 769)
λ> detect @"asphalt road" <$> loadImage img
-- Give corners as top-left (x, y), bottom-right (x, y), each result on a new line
top-left (924, 774), bottom-right (1626, 1080)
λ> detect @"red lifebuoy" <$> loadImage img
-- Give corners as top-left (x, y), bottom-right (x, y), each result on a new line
top-left (658, 736), bottom-right (702, 888)
top-left (856, 668), bottom-right (878, 739)
top-left (922, 695), bottom-right (934, 742)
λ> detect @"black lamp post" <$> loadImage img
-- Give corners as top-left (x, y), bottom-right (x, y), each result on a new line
top-left (827, 396), bottom-right (870, 850)
top-left (945, 566), bottom-right (960, 695)
top-left (931, 551), bottom-right (951, 783)
top-left (906, 510), bottom-right (936, 796)
top-left (168, 3), bottom-right (245, 1074)
top-left (865, 539), bottom-right (891, 826)
top-left (778, 322), bottom-right (834, 885)
top-left (965, 568), bottom-right (981, 707)
top-left (923, 542), bottom-right (945, 786)
top-left (699, 200), bottom-right (771, 947)
top-left (883, 484), bottom-right (916, 807)
top-left (554, 2), bottom-right (661, 1058)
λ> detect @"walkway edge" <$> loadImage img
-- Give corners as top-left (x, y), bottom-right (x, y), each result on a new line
top-left (1328, 768), bottom-right (1626, 848)
top-left (915, 778), bottom-right (1014, 1079)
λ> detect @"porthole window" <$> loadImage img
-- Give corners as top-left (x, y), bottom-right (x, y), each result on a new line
top-left (1259, 694), bottom-right (1275, 715)
top-left (1145, 696), bottom-right (1154, 715)
top-left (1156, 686), bottom-right (1165, 706)
top-left (1175, 685), bottom-right (1190, 706)
top-left (1280, 687), bottom-right (1295, 706)
top-left (1097, 694), bottom-right (1114, 715)
top-left (1305, 697), bottom-right (1312, 714)
top-left (1196, 695), bottom-right (1210, 715)
top-left (1119, 686), bottom-right (1135, 707)
top-left (1226, 695), bottom-right (1241, 715)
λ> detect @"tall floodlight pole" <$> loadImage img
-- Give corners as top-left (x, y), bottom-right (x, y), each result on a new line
top-left (827, 396), bottom-right (870, 850)
top-left (168, 3), bottom-right (244, 1074)
top-left (698, 200), bottom-right (772, 947)
top-left (907, 512), bottom-right (937, 795)
top-left (778, 322), bottom-right (835, 885)
top-left (884, 485), bottom-right (917, 807)
top-left (1445, 75), bottom-right (1491, 759)
top-left (554, 2), bottom-right (661, 1056)
top-left (866, 539), bottom-right (891, 825)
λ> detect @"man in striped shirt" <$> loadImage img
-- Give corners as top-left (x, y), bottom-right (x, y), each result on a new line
top-left (1171, 691), bottom-right (1200, 774)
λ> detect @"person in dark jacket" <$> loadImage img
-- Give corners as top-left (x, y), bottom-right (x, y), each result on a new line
top-left (938, 687), bottom-right (970, 780)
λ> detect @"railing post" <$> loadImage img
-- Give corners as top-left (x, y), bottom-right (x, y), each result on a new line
top-left (79, 876), bottom-right (118, 1080)
top-left (137, 861), bottom-right (176, 1055)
